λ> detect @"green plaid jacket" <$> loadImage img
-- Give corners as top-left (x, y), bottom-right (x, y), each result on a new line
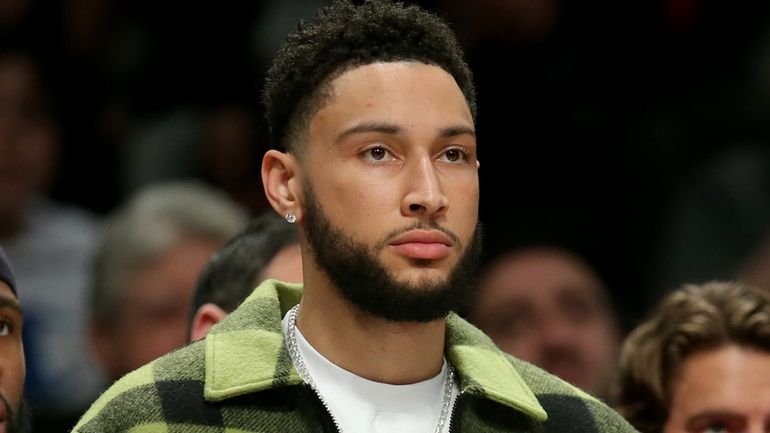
top-left (73, 280), bottom-right (638, 433)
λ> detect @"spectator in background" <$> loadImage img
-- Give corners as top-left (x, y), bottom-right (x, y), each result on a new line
top-left (0, 49), bottom-right (102, 426)
top-left (469, 245), bottom-right (621, 403)
top-left (189, 210), bottom-right (302, 341)
top-left (616, 281), bottom-right (770, 433)
top-left (88, 180), bottom-right (248, 384)
top-left (0, 245), bottom-right (31, 433)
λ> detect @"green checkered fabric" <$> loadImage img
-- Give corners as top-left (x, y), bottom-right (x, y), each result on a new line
top-left (73, 279), bottom-right (638, 433)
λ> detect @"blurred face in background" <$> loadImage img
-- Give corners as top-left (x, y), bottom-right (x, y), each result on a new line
top-left (0, 54), bottom-right (57, 233)
top-left (663, 344), bottom-right (770, 433)
top-left (471, 247), bottom-right (620, 400)
top-left (91, 237), bottom-right (221, 380)
top-left (259, 244), bottom-right (303, 284)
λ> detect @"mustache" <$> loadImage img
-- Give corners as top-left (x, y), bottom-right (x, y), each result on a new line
top-left (540, 347), bottom-right (587, 371)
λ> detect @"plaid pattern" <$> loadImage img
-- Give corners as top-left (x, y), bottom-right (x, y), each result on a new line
top-left (74, 280), bottom-right (638, 433)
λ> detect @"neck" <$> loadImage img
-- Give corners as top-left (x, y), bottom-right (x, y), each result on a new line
top-left (296, 274), bottom-right (447, 385)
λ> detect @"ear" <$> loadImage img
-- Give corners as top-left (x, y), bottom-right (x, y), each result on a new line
top-left (189, 303), bottom-right (229, 341)
top-left (261, 149), bottom-right (304, 222)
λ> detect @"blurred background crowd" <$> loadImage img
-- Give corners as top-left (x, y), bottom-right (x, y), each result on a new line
top-left (4, 0), bottom-right (770, 431)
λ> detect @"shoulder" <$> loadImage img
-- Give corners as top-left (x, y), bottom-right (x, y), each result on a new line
top-left (72, 340), bottom-right (207, 432)
top-left (446, 315), bottom-right (637, 432)
top-left (505, 354), bottom-right (638, 433)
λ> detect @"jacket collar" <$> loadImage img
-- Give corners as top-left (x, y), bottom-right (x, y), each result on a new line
top-left (204, 279), bottom-right (546, 421)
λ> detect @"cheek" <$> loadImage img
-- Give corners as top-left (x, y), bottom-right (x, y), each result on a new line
top-left (579, 322), bottom-right (618, 354)
top-left (317, 172), bottom-right (398, 222)
top-left (448, 175), bottom-right (479, 228)
top-left (0, 345), bottom-right (26, 409)
top-left (345, 176), bottom-right (394, 209)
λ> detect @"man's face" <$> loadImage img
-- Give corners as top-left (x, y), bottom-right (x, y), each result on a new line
top-left (471, 248), bottom-right (619, 399)
top-left (300, 61), bottom-right (480, 321)
top-left (0, 282), bottom-right (25, 433)
top-left (94, 237), bottom-right (221, 380)
top-left (664, 344), bottom-right (770, 433)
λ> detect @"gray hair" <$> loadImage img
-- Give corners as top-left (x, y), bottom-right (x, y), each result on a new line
top-left (90, 180), bottom-right (249, 326)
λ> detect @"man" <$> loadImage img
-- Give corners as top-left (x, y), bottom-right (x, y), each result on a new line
top-left (73, 1), bottom-right (637, 432)
top-left (616, 281), bottom-right (770, 433)
top-left (469, 245), bottom-right (621, 402)
top-left (189, 210), bottom-right (302, 341)
top-left (0, 246), bottom-right (30, 433)
top-left (88, 180), bottom-right (247, 383)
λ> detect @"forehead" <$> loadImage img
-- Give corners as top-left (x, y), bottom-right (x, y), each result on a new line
top-left (128, 238), bottom-right (221, 296)
top-left (670, 345), bottom-right (770, 413)
top-left (311, 61), bottom-right (473, 131)
top-left (0, 281), bottom-right (20, 308)
top-left (481, 250), bottom-right (602, 300)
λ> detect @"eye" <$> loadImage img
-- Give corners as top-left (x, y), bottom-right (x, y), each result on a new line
top-left (438, 147), bottom-right (468, 163)
top-left (560, 291), bottom-right (600, 324)
top-left (704, 423), bottom-right (728, 433)
top-left (489, 306), bottom-right (533, 339)
top-left (0, 320), bottom-right (13, 337)
top-left (692, 418), bottom-right (742, 433)
top-left (362, 145), bottom-right (395, 162)
top-left (690, 414), bottom-right (744, 433)
top-left (370, 147), bottom-right (386, 160)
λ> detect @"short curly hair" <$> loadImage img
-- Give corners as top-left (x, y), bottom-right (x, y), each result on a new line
top-left (262, 0), bottom-right (476, 153)
top-left (616, 281), bottom-right (770, 433)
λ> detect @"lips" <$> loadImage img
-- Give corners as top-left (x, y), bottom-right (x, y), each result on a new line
top-left (389, 230), bottom-right (453, 260)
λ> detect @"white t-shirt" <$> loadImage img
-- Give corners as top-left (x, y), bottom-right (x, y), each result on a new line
top-left (282, 313), bottom-right (459, 433)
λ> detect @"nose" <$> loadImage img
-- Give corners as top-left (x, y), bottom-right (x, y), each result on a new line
top-left (539, 316), bottom-right (580, 350)
top-left (401, 156), bottom-right (448, 218)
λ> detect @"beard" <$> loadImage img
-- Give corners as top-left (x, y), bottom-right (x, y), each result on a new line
top-left (302, 184), bottom-right (483, 323)
top-left (0, 395), bottom-right (29, 433)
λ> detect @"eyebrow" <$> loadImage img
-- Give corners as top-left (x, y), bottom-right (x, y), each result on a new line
top-left (685, 411), bottom-right (743, 429)
top-left (337, 121), bottom-right (475, 142)
top-left (440, 126), bottom-right (476, 138)
top-left (0, 297), bottom-right (23, 315)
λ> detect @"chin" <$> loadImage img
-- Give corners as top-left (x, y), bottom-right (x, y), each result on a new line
top-left (392, 255), bottom-right (455, 274)
top-left (394, 269), bottom-right (451, 288)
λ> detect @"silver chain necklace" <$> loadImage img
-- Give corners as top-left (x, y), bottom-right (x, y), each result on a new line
top-left (285, 304), bottom-right (455, 433)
